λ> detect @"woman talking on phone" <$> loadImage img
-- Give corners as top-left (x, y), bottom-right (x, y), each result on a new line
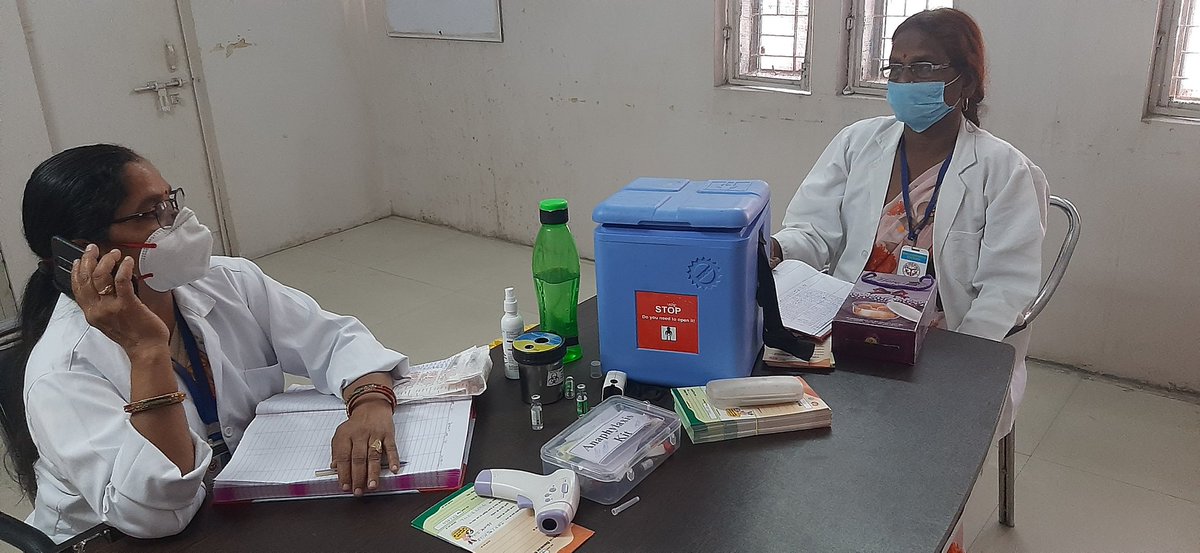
top-left (0, 144), bottom-right (407, 543)
top-left (770, 9), bottom-right (1047, 435)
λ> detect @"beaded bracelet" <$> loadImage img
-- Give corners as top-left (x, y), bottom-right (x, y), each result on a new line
top-left (124, 392), bottom-right (187, 415)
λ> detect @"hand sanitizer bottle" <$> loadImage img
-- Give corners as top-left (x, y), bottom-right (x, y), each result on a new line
top-left (501, 287), bottom-right (524, 380)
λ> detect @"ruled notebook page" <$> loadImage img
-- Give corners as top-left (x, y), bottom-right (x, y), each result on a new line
top-left (216, 398), bottom-right (472, 485)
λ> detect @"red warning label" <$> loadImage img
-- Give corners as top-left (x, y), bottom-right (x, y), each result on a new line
top-left (635, 291), bottom-right (699, 354)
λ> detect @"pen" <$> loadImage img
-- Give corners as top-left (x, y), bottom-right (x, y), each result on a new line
top-left (314, 461), bottom-right (408, 478)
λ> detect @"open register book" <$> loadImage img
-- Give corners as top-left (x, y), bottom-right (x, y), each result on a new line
top-left (213, 390), bottom-right (473, 503)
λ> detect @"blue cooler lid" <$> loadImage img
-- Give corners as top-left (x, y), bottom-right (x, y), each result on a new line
top-left (592, 178), bottom-right (769, 230)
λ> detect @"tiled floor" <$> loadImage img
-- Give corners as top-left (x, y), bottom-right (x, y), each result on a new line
top-left (2, 216), bottom-right (1198, 552)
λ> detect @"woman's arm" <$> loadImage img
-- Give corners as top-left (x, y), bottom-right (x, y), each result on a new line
top-left (25, 371), bottom-right (211, 539)
top-left (73, 247), bottom-right (194, 472)
top-left (773, 125), bottom-right (856, 271)
top-left (958, 162), bottom-right (1048, 340)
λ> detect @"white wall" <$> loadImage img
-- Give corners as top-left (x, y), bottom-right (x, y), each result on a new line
top-left (0, 0), bottom-right (53, 302)
top-left (187, 0), bottom-right (388, 258)
top-left (353, 0), bottom-right (1200, 391)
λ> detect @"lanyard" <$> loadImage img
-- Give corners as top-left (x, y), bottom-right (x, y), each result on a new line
top-left (898, 135), bottom-right (953, 244)
top-left (173, 305), bottom-right (219, 426)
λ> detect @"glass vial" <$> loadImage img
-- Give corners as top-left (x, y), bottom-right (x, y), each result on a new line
top-left (590, 360), bottom-right (602, 379)
top-left (530, 394), bottom-right (544, 431)
top-left (575, 384), bottom-right (589, 418)
top-left (564, 376), bottom-right (576, 399)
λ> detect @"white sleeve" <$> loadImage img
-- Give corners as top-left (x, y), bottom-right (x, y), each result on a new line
top-left (232, 258), bottom-right (409, 394)
top-left (773, 125), bottom-right (854, 270)
top-left (25, 372), bottom-right (211, 539)
top-left (957, 161), bottom-right (1048, 340)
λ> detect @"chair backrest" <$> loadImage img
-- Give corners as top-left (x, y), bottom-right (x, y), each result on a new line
top-left (1008, 195), bottom-right (1081, 337)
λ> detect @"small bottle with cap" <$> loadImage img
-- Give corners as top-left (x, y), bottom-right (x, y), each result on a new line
top-left (500, 287), bottom-right (525, 380)
top-left (575, 384), bottom-right (589, 418)
top-left (564, 376), bottom-right (575, 399)
top-left (530, 394), bottom-right (544, 431)
top-left (590, 360), bottom-right (602, 379)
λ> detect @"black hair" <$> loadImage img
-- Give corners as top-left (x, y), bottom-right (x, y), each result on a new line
top-left (0, 144), bottom-right (140, 498)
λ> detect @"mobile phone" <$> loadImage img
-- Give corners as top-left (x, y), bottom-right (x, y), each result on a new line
top-left (50, 236), bottom-right (86, 298)
top-left (50, 237), bottom-right (134, 299)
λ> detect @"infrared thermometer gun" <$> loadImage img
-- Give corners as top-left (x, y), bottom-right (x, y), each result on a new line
top-left (474, 468), bottom-right (579, 536)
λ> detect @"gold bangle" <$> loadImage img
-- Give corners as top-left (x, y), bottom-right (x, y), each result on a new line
top-left (347, 389), bottom-right (395, 416)
top-left (124, 392), bottom-right (187, 415)
top-left (345, 383), bottom-right (395, 409)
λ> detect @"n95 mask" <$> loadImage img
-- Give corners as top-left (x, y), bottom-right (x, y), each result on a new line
top-left (133, 207), bottom-right (214, 292)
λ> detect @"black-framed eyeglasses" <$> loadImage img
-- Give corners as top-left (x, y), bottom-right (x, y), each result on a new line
top-left (881, 62), bottom-right (955, 82)
top-left (110, 188), bottom-right (185, 229)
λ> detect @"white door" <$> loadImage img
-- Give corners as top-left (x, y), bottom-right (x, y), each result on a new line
top-left (19, 0), bottom-right (232, 254)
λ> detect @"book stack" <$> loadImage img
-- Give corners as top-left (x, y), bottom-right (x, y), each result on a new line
top-left (671, 376), bottom-right (831, 444)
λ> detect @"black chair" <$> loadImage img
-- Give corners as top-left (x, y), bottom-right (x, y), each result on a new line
top-left (997, 194), bottom-right (1081, 527)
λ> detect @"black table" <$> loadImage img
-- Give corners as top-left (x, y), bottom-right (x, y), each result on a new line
top-left (91, 297), bottom-right (1013, 553)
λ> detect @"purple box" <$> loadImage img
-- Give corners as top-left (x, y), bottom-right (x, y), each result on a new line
top-left (831, 272), bottom-right (938, 365)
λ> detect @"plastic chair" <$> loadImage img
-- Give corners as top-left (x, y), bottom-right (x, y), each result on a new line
top-left (998, 195), bottom-right (1081, 527)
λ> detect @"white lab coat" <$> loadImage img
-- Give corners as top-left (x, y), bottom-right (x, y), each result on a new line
top-left (774, 116), bottom-right (1047, 435)
top-left (22, 256), bottom-right (408, 543)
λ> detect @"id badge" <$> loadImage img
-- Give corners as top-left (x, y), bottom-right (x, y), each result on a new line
top-left (897, 246), bottom-right (930, 277)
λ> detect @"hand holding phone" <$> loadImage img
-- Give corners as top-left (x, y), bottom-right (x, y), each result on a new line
top-left (55, 238), bottom-right (168, 352)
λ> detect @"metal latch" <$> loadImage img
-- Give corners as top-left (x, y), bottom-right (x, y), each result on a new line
top-left (133, 77), bottom-right (187, 113)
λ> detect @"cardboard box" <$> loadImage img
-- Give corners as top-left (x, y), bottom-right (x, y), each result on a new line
top-left (831, 272), bottom-right (938, 365)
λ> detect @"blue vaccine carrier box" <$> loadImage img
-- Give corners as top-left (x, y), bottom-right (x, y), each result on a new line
top-left (591, 178), bottom-right (770, 387)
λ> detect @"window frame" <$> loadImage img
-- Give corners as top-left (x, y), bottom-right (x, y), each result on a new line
top-left (719, 0), bottom-right (814, 94)
top-left (1148, 0), bottom-right (1200, 119)
top-left (842, 0), bottom-right (954, 97)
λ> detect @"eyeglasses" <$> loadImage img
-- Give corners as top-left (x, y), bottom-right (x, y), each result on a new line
top-left (110, 188), bottom-right (185, 229)
top-left (881, 62), bottom-right (955, 82)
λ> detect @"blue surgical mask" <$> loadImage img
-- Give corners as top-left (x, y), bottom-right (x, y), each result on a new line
top-left (886, 77), bottom-right (960, 133)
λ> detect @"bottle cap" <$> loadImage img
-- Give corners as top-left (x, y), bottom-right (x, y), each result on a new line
top-left (503, 287), bottom-right (518, 313)
top-left (513, 332), bottom-right (567, 365)
top-left (539, 198), bottom-right (569, 225)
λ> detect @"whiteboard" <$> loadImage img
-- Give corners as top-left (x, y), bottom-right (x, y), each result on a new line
top-left (385, 0), bottom-right (503, 43)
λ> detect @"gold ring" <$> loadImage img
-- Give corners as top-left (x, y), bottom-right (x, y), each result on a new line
top-left (98, 284), bottom-right (115, 296)
top-left (371, 439), bottom-right (383, 454)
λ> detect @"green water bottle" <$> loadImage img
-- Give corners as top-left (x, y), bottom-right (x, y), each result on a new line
top-left (533, 199), bottom-right (582, 364)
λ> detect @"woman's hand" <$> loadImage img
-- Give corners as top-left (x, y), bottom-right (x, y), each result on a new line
top-left (769, 237), bottom-right (784, 269)
top-left (330, 398), bottom-right (400, 496)
top-left (72, 245), bottom-right (168, 353)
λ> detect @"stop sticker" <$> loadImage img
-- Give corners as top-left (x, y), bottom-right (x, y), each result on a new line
top-left (635, 291), bottom-right (699, 354)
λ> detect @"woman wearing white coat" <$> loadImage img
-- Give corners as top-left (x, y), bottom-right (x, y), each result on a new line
top-left (771, 9), bottom-right (1047, 434)
top-left (0, 145), bottom-right (409, 543)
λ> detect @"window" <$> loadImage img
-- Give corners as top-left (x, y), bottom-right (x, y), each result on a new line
top-left (1150, 0), bottom-right (1200, 118)
top-left (846, 0), bottom-right (953, 95)
top-left (721, 1), bottom-right (814, 92)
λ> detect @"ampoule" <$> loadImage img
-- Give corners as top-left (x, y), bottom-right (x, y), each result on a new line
top-left (576, 384), bottom-right (589, 418)
top-left (564, 376), bottom-right (576, 399)
top-left (530, 394), bottom-right (544, 431)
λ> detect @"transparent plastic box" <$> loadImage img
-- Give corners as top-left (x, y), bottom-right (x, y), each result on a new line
top-left (540, 395), bottom-right (681, 505)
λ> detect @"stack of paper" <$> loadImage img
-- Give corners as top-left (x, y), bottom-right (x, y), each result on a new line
top-left (773, 260), bottom-right (854, 338)
top-left (394, 345), bottom-right (491, 404)
top-left (213, 391), bottom-right (473, 503)
top-left (671, 377), bottom-right (831, 444)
